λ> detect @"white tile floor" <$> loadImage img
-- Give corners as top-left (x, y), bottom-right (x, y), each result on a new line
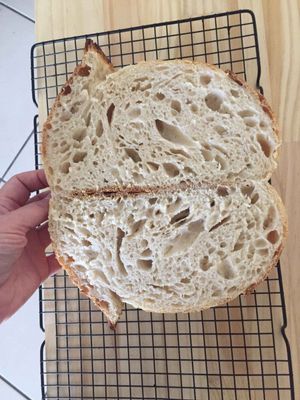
top-left (0, 1), bottom-right (42, 399)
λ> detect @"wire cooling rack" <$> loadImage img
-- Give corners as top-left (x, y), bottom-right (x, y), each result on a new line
top-left (31, 9), bottom-right (294, 400)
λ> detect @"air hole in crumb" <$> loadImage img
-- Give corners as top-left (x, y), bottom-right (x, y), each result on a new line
top-left (149, 198), bottom-right (157, 205)
top-left (200, 74), bottom-right (212, 85)
top-left (217, 260), bottom-right (235, 280)
top-left (258, 248), bottom-right (269, 256)
top-left (141, 248), bottom-right (152, 257)
top-left (169, 148), bottom-right (191, 158)
top-left (116, 228), bottom-right (127, 275)
top-left (241, 184), bottom-right (255, 197)
top-left (251, 193), bottom-right (259, 204)
top-left (205, 90), bottom-right (225, 111)
top-left (181, 277), bottom-right (191, 284)
top-left (238, 109), bottom-right (255, 118)
top-left (183, 166), bottom-right (195, 175)
top-left (96, 120), bottom-right (104, 137)
top-left (263, 207), bottom-right (276, 229)
top-left (85, 112), bottom-right (91, 127)
top-left (215, 155), bottom-right (227, 170)
top-left (200, 256), bottom-right (211, 271)
top-left (125, 148), bottom-right (142, 163)
top-left (170, 208), bottom-right (190, 224)
top-left (48, 166), bottom-right (54, 176)
top-left (155, 119), bottom-right (194, 146)
top-left (130, 219), bottom-right (146, 235)
top-left (73, 151), bottom-right (87, 163)
top-left (217, 186), bottom-right (229, 197)
top-left (72, 128), bottom-right (87, 142)
top-left (82, 239), bottom-right (92, 247)
top-left (190, 103), bottom-right (198, 113)
top-left (255, 238), bottom-right (268, 248)
top-left (244, 117), bottom-right (258, 127)
top-left (230, 89), bottom-right (239, 97)
top-left (137, 259), bottom-right (153, 270)
top-left (257, 134), bottom-right (271, 157)
top-left (155, 92), bottom-right (165, 100)
top-left (267, 230), bottom-right (279, 244)
top-left (107, 103), bottom-right (115, 126)
top-left (129, 107), bottom-right (141, 118)
top-left (210, 200), bottom-right (215, 207)
top-left (141, 239), bottom-right (148, 247)
top-left (215, 125), bottom-right (226, 135)
top-left (233, 241), bottom-right (244, 251)
top-left (163, 162), bottom-right (180, 177)
top-left (147, 162), bottom-right (160, 171)
top-left (201, 148), bottom-right (213, 161)
top-left (209, 216), bottom-right (231, 232)
top-left (59, 162), bottom-right (71, 174)
top-left (171, 100), bottom-right (181, 113)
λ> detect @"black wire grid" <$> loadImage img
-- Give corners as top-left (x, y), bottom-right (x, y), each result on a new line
top-left (31, 10), bottom-right (294, 400)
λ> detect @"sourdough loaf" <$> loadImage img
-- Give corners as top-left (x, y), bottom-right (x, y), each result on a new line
top-left (43, 40), bottom-right (286, 325)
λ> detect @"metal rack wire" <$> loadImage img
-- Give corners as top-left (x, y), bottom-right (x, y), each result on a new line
top-left (31, 9), bottom-right (294, 400)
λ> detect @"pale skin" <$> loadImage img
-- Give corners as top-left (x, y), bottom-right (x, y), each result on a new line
top-left (0, 170), bottom-right (60, 323)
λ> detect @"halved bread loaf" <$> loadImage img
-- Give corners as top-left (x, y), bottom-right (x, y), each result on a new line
top-left (49, 182), bottom-right (286, 324)
top-left (43, 41), bottom-right (286, 325)
top-left (43, 44), bottom-right (279, 195)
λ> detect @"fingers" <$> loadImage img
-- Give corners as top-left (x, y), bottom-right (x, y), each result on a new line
top-left (37, 222), bottom-right (52, 248)
top-left (10, 196), bottom-right (50, 232)
top-left (0, 170), bottom-right (48, 213)
top-left (27, 190), bottom-right (50, 205)
top-left (46, 253), bottom-right (61, 276)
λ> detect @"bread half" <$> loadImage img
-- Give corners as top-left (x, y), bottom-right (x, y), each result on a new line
top-left (43, 48), bottom-right (279, 195)
top-left (49, 182), bottom-right (286, 323)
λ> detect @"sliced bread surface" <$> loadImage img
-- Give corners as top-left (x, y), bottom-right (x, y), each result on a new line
top-left (43, 51), bottom-right (279, 195)
top-left (49, 182), bottom-right (286, 319)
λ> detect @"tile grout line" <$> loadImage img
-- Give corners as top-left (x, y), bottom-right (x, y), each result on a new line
top-left (1, 129), bottom-right (35, 181)
top-left (0, 374), bottom-right (32, 400)
top-left (0, 1), bottom-right (35, 23)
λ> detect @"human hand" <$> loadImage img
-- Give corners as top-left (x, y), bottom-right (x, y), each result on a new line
top-left (0, 170), bottom-right (60, 323)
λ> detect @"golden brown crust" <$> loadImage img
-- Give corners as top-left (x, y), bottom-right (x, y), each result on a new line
top-left (85, 38), bottom-right (114, 69)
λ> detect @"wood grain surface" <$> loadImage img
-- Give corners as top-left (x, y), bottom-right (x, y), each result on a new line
top-left (35, 0), bottom-right (300, 398)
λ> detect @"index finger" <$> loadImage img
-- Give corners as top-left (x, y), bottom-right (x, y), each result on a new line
top-left (0, 170), bottom-right (48, 213)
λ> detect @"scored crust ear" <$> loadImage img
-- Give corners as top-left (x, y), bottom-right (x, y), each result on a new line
top-left (42, 39), bottom-right (114, 189)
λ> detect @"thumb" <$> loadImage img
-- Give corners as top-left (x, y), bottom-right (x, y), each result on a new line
top-left (10, 195), bottom-right (50, 232)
